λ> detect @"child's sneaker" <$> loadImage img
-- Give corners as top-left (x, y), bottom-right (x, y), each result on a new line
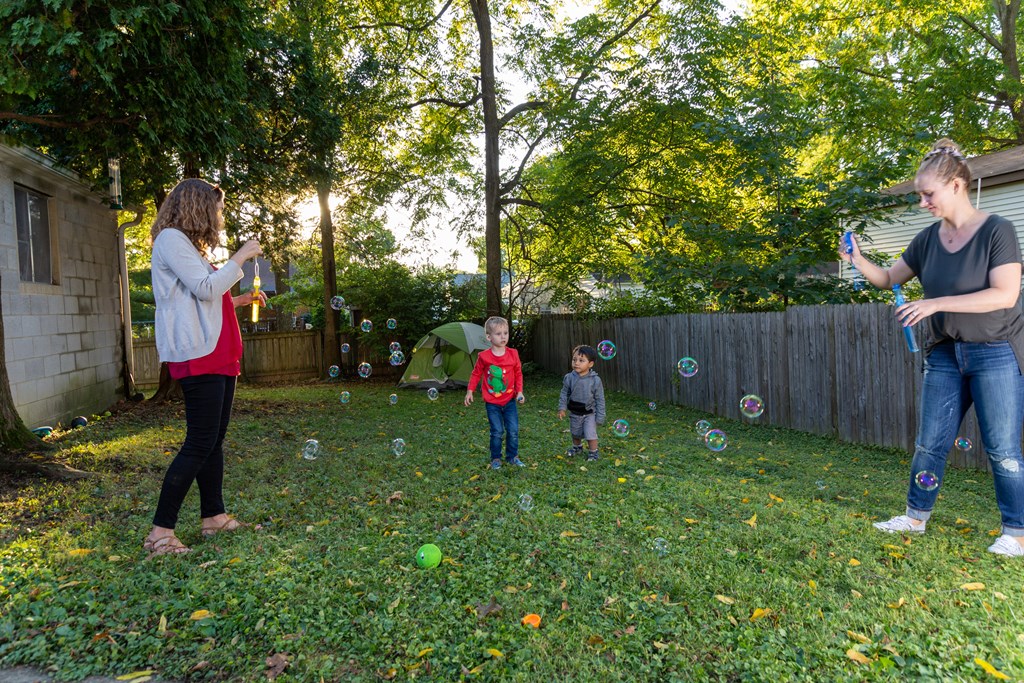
top-left (490, 459), bottom-right (502, 470)
top-left (586, 450), bottom-right (599, 461)
top-left (509, 457), bottom-right (526, 467)
top-left (566, 445), bottom-right (583, 457)
top-left (872, 515), bottom-right (925, 534)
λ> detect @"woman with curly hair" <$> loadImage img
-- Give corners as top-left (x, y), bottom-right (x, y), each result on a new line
top-left (144, 178), bottom-right (265, 556)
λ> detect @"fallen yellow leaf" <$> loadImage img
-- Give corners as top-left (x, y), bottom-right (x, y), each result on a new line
top-left (652, 640), bottom-right (670, 650)
top-left (847, 630), bottom-right (871, 644)
top-left (488, 493), bottom-right (501, 503)
top-left (467, 663), bottom-right (485, 675)
top-left (846, 648), bottom-right (871, 665)
top-left (468, 474), bottom-right (480, 482)
top-left (485, 648), bottom-right (504, 658)
top-left (617, 478), bottom-right (627, 483)
top-left (975, 658), bottom-right (1010, 680)
top-left (960, 582), bottom-right (986, 591)
top-left (769, 493), bottom-right (784, 503)
top-left (417, 648), bottom-right (433, 657)
top-left (808, 580), bottom-right (817, 592)
top-left (715, 595), bottom-right (736, 605)
top-left (850, 590), bottom-right (863, 599)
top-left (560, 530), bottom-right (580, 538)
top-left (115, 671), bottom-right (154, 681)
top-left (743, 514), bottom-right (757, 528)
top-left (67, 548), bottom-right (93, 557)
top-left (684, 518), bottom-right (699, 524)
top-left (157, 615), bottom-right (167, 634)
top-left (189, 610), bottom-right (213, 620)
top-left (886, 598), bottom-right (906, 609)
top-left (848, 558), bottom-right (861, 566)
top-left (727, 615), bottom-right (738, 626)
top-left (749, 608), bottom-right (771, 621)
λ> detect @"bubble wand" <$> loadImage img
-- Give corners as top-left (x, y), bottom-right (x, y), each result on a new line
top-left (892, 284), bottom-right (920, 353)
top-left (251, 259), bottom-right (260, 323)
top-left (842, 231), bottom-right (862, 290)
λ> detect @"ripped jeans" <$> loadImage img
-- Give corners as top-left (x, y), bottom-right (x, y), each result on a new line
top-left (906, 341), bottom-right (1024, 536)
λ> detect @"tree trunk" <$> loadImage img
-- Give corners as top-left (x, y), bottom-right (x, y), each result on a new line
top-left (319, 183), bottom-right (342, 375)
top-left (469, 0), bottom-right (503, 318)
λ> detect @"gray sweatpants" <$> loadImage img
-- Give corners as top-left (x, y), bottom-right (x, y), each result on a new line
top-left (569, 412), bottom-right (598, 441)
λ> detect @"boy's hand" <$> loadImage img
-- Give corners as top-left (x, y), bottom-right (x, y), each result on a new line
top-left (516, 392), bottom-right (525, 404)
top-left (464, 390), bottom-right (474, 406)
top-left (558, 409), bottom-right (565, 420)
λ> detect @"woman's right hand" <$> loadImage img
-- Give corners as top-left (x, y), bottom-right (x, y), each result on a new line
top-left (232, 240), bottom-right (262, 264)
top-left (838, 232), bottom-right (859, 263)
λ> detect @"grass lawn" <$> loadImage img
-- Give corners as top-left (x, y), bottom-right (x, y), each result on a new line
top-left (1, 371), bottom-right (1022, 681)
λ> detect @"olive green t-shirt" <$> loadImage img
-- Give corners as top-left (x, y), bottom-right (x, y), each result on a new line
top-left (902, 214), bottom-right (1024, 368)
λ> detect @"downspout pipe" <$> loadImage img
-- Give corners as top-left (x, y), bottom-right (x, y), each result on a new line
top-left (117, 208), bottom-right (145, 401)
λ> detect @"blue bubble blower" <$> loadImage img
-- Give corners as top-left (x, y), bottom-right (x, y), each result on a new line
top-left (892, 284), bottom-right (920, 353)
top-left (842, 231), bottom-right (863, 290)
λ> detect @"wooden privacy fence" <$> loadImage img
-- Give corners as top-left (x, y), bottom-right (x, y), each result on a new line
top-left (132, 331), bottom-right (404, 388)
top-left (534, 304), bottom-right (992, 472)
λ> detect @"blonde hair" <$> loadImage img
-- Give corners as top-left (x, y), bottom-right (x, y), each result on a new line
top-left (484, 316), bottom-right (509, 334)
top-left (150, 178), bottom-right (225, 255)
top-left (917, 138), bottom-right (971, 187)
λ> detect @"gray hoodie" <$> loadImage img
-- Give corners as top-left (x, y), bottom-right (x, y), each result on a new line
top-left (558, 370), bottom-right (606, 424)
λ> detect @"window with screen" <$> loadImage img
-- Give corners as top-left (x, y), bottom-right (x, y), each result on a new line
top-left (14, 185), bottom-right (53, 284)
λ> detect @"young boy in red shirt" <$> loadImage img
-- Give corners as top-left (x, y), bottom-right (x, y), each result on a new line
top-left (464, 316), bottom-right (526, 469)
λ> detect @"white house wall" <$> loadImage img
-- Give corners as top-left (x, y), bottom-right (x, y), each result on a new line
top-left (845, 181), bottom-right (1024, 278)
top-left (0, 145), bottom-right (122, 428)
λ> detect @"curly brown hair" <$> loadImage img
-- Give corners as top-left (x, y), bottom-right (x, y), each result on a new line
top-left (150, 178), bottom-right (225, 255)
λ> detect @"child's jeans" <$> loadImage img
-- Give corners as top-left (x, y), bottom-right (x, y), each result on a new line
top-left (485, 400), bottom-right (519, 462)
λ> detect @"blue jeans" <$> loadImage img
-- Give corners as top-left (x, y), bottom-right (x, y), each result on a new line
top-left (906, 341), bottom-right (1024, 536)
top-left (485, 400), bottom-right (519, 462)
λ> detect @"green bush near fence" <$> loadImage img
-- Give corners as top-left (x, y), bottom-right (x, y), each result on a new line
top-left (0, 376), bottom-right (1021, 681)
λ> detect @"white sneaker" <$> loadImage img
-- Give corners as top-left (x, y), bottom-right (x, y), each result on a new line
top-left (873, 515), bottom-right (926, 534)
top-left (987, 534), bottom-right (1024, 557)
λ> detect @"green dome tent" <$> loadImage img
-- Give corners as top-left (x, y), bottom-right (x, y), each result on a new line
top-left (397, 322), bottom-right (489, 389)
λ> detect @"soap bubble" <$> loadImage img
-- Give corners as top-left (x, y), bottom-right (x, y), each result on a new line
top-left (386, 318), bottom-right (397, 330)
top-left (330, 295), bottom-right (345, 310)
top-left (339, 391), bottom-right (351, 404)
top-left (389, 351), bottom-right (406, 366)
top-left (739, 394), bottom-right (764, 419)
top-left (652, 537), bottom-right (669, 556)
top-left (391, 438), bottom-right (406, 456)
top-left (341, 343), bottom-right (351, 354)
top-left (677, 357), bottom-right (698, 378)
top-left (648, 401), bottom-right (657, 411)
top-left (302, 439), bottom-right (321, 461)
top-left (427, 388), bottom-right (439, 401)
top-left (815, 479), bottom-right (826, 491)
top-left (357, 362), bottom-right (372, 378)
top-left (360, 319), bottom-right (373, 333)
top-left (328, 365), bottom-right (340, 378)
top-left (389, 393), bottom-right (398, 405)
top-left (596, 340), bottom-right (617, 360)
top-left (914, 470), bottom-right (939, 491)
top-left (704, 429), bottom-right (727, 452)
top-left (518, 494), bottom-right (534, 512)
top-left (955, 436), bottom-right (972, 452)
top-left (389, 342), bottom-right (402, 353)
top-left (612, 419), bottom-right (630, 437)
top-left (695, 419), bottom-right (712, 436)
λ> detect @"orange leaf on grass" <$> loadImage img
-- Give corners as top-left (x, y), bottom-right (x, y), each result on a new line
top-left (846, 649), bottom-right (871, 665)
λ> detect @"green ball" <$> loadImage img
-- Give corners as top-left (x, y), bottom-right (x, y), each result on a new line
top-left (416, 543), bottom-right (441, 569)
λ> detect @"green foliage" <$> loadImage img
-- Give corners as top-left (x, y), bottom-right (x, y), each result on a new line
top-left (1, 378), bottom-right (1022, 680)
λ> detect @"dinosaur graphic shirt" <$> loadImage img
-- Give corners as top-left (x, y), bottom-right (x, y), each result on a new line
top-left (468, 348), bottom-right (523, 405)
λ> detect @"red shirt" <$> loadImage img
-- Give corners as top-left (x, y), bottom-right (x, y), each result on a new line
top-left (167, 291), bottom-right (242, 379)
top-left (468, 348), bottom-right (522, 405)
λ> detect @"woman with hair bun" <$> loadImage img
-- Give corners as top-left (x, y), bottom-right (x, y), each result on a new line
top-left (842, 138), bottom-right (1024, 556)
top-left (143, 178), bottom-right (266, 555)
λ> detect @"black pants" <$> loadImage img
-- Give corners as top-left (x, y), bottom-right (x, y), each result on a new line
top-left (152, 375), bottom-right (236, 529)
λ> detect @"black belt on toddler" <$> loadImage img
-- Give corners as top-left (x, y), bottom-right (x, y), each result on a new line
top-left (567, 399), bottom-right (593, 415)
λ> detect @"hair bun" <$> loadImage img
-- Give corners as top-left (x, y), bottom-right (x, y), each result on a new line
top-left (930, 137), bottom-right (962, 154)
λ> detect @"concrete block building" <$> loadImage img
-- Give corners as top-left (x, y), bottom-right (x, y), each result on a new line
top-left (0, 143), bottom-right (123, 429)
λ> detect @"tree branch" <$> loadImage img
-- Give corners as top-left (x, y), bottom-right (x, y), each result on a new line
top-left (499, 126), bottom-right (548, 196)
top-left (406, 92), bottom-right (483, 109)
top-left (498, 100), bottom-right (546, 129)
top-left (569, 0), bottom-right (661, 103)
top-left (350, 0), bottom-right (454, 32)
top-left (0, 111), bottom-right (136, 129)
top-left (499, 197), bottom-right (544, 209)
top-left (955, 13), bottom-right (1002, 53)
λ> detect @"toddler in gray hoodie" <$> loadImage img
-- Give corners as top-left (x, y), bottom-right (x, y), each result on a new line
top-left (557, 345), bottom-right (606, 461)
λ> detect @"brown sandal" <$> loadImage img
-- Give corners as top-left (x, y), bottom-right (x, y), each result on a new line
top-left (201, 517), bottom-right (248, 537)
top-left (143, 535), bottom-right (191, 556)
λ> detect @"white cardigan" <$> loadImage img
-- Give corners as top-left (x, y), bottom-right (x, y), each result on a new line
top-left (151, 228), bottom-right (243, 363)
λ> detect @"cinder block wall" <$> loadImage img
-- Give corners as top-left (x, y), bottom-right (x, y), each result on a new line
top-left (0, 144), bottom-right (122, 429)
